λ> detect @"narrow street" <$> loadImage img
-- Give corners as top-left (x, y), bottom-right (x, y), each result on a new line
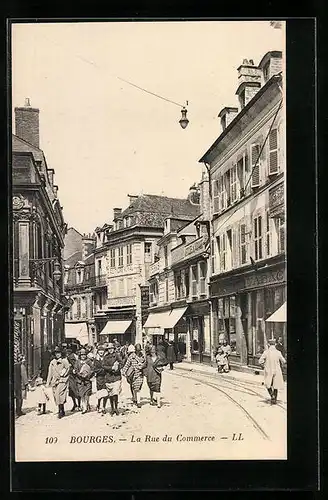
top-left (15, 366), bottom-right (287, 462)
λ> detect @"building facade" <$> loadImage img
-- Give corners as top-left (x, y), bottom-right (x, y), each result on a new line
top-left (93, 192), bottom-right (200, 346)
top-left (63, 229), bottom-right (96, 346)
top-left (199, 51), bottom-right (286, 370)
top-left (12, 99), bottom-right (68, 378)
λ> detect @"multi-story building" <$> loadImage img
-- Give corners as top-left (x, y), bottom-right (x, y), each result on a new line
top-left (199, 51), bottom-right (286, 370)
top-left (93, 192), bottom-right (200, 345)
top-left (12, 99), bottom-right (68, 377)
top-left (146, 181), bottom-right (212, 362)
top-left (63, 229), bottom-right (96, 346)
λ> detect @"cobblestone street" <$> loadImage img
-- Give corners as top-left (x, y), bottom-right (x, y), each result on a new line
top-left (15, 366), bottom-right (287, 462)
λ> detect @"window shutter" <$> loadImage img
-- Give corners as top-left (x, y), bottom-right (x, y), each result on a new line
top-left (232, 226), bottom-right (238, 268)
top-left (219, 235), bottom-right (224, 271)
top-left (269, 129), bottom-right (279, 174)
top-left (213, 179), bottom-right (219, 214)
top-left (251, 144), bottom-right (260, 187)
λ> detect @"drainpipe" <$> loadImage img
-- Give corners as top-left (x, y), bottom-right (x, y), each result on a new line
top-left (203, 161), bottom-right (215, 365)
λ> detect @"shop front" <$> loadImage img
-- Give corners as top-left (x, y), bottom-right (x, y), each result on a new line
top-left (144, 307), bottom-right (188, 355)
top-left (184, 301), bottom-right (211, 365)
top-left (210, 256), bottom-right (286, 370)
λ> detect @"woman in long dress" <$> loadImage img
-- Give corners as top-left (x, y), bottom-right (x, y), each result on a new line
top-left (73, 348), bottom-right (94, 414)
top-left (102, 342), bottom-right (123, 416)
top-left (93, 344), bottom-right (108, 415)
top-left (145, 345), bottom-right (168, 408)
top-left (66, 348), bottom-right (81, 411)
top-left (122, 344), bottom-right (146, 408)
top-left (46, 346), bottom-right (70, 418)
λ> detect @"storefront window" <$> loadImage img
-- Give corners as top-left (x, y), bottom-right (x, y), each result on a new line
top-left (217, 296), bottom-right (238, 354)
top-left (191, 317), bottom-right (199, 352)
top-left (255, 290), bottom-right (265, 355)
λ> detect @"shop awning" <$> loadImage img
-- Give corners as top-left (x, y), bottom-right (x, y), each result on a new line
top-left (65, 322), bottom-right (89, 344)
top-left (265, 302), bottom-right (286, 323)
top-left (100, 320), bottom-right (132, 335)
top-left (144, 307), bottom-right (188, 330)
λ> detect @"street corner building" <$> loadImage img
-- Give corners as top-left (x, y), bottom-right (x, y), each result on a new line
top-left (199, 51), bottom-right (286, 370)
top-left (12, 99), bottom-right (69, 378)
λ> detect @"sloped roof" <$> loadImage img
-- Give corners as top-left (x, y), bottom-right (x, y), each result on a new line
top-left (64, 250), bottom-right (83, 268)
top-left (122, 194), bottom-right (200, 219)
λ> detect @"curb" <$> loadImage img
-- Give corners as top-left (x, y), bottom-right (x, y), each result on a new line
top-left (175, 364), bottom-right (266, 387)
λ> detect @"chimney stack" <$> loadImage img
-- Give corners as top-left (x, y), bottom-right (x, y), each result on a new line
top-left (128, 194), bottom-right (139, 205)
top-left (15, 98), bottom-right (40, 148)
top-left (218, 107), bottom-right (239, 132)
top-left (82, 233), bottom-right (96, 259)
top-left (235, 59), bottom-right (262, 110)
top-left (113, 208), bottom-right (122, 220)
top-left (258, 51), bottom-right (283, 83)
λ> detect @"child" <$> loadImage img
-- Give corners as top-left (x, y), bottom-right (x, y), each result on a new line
top-left (215, 348), bottom-right (229, 374)
top-left (30, 375), bottom-right (49, 414)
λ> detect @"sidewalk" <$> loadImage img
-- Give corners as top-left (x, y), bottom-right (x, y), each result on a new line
top-left (176, 361), bottom-right (287, 388)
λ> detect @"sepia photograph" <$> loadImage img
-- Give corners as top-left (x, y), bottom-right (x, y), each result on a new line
top-left (11, 19), bottom-right (287, 463)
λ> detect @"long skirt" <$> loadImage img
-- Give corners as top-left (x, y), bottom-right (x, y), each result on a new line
top-left (76, 379), bottom-right (92, 399)
top-left (129, 372), bottom-right (144, 392)
top-left (146, 375), bottom-right (161, 393)
top-left (105, 380), bottom-right (122, 397)
top-left (52, 381), bottom-right (69, 405)
top-left (68, 374), bottom-right (79, 398)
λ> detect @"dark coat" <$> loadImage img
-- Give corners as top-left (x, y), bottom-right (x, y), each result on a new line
top-left (157, 343), bottom-right (166, 356)
top-left (41, 350), bottom-right (52, 380)
top-left (74, 358), bottom-right (94, 398)
top-left (102, 352), bottom-right (123, 384)
top-left (93, 356), bottom-right (107, 390)
top-left (166, 344), bottom-right (177, 363)
top-left (145, 354), bottom-right (168, 392)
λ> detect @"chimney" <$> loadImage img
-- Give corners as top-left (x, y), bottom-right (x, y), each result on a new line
top-left (82, 233), bottom-right (96, 259)
top-left (128, 194), bottom-right (138, 205)
top-left (235, 59), bottom-right (262, 110)
top-left (218, 107), bottom-right (239, 132)
top-left (113, 208), bottom-right (122, 220)
top-left (15, 98), bottom-right (40, 148)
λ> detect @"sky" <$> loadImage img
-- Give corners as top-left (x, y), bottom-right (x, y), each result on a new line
top-left (11, 21), bottom-right (285, 234)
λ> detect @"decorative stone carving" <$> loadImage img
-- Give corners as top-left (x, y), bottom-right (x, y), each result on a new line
top-left (12, 195), bottom-right (24, 210)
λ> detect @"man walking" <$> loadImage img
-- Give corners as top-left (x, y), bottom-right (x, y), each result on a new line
top-left (259, 338), bottom-right (286, 405)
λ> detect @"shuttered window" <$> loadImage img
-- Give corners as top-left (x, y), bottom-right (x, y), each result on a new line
top-left (110, 248), bottom-right (116, 268)
top-left (219, 176), bottom-right (225, 210)
top-left (277, 218), bottom-right (286, 254)
top-left (126, 244), bottom-right (133, 265)
top-left (199, 261), bottom-right (207, 295)
top-left (118, 247), bottom-right (123, 267)
top-left (266, 211), bottom-right (272, 257)
top-left (254, 215), bottom-right (263, 261)
top-left (213, 179), bottom-right (220, 214)
top-left (268, 129), bottom-right (279, 174)
top-left (232, 227), bottom-right (238, 268)
top-left (191, 265), bottom-right (198, 297)
top-left (240, 223), bottom-right (247, 264)
top-left (218, 234), bottom-right (227, 271)
top-left (230, 164), bottom-right (238, 203)
top-left (251, 144), bottom-right (260, 187)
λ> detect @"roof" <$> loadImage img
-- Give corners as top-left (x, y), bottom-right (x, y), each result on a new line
top-left (199, 73), bottom-right (282, 163)
top-left (64, 250), bottom-right (83, 267)
top-left (258, 50), bottom-right (282, 69)
top-left (121, 194), bottom-right (200, 219)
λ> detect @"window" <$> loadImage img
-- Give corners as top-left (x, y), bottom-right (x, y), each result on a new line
top-left (165, 278), bottom-right (169, 303)
top-left (76, 269), bottom-right (82, 284)
top-left (118, 278), bottom-right (125, 296)
top-left (230, 164), bottom-right (238, 203)
top-left (225, 170), bottom-right (231, 206)
top-left (184, 269), bottom-right (190, 298)
top-left (191, 265), bottom-right (198, 297)
top-left (110, 249), bottom-right (116, 268)
top-left (213, 179), bottom-right (219, 214)
top-left (81, 296), bottom-right (86, 318)
top-left (254, 215), bottom-right (263, 261)
top-left (164, 245), bottom-right (168, 268)
top-left (276, 217), bottom-right (286, 254)
top-left (240, 223), bottom-right (247, 264)
top-left (226, 230), bottom-right (233, 270)
top-left (211, 239), bottom-right (215, 273)
top-left (125, 217), bottom-right (132, 228)
top-left (118, 247), bottom-right (123, 267)
top-left (175, 271), bottom-right (183, 300)
top-left (199, 261), bottom-right (207, 295)
top-left (217, 296), bottom-right (238, 353)
top-left (97, 260), bottom-right (102, 276)
top-left (266, 211), bottom-right (272, 257)
top-left (191, 317), bottom-right (200, 352)
top-left (218, 234), bottom-right (227, 272)
top-left (64, 269), bottom-right (69, 285)
top-left (150, 280), bottom-right (158, 304)
top-left (77, 297), bottom-right (81, 317)
top-left (251, 144), bottom-right (261, 188)
top-left (145, 242), bottom-right (152, 263)
top-left (126, 244), bottom-right (132, 265)
top-left (268, 129), bottom-right (279, 175)
top-left (218, 176), bottom-right (226, 211)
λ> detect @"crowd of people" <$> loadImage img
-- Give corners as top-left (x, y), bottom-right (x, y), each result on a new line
top-left (14, 338), bottom-right (172, 419)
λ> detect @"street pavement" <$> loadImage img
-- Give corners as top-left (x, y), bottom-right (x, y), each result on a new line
top-left (15, 366), bottom-right (287, 462)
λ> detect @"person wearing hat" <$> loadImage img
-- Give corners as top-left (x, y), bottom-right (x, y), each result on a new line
top-left (259, 338), bottom-right (286, 405)
top-left (93, 344), bottom-right (109, 415)
top-left (145, 345), bottom-right (168, 408)
top-left (102, 342), bottom-right (123, 416)
top-left (73, 348), bottom-right (94, 414)
top-left (121, 344), bottom-right (146, 408)
top-left (66, 348), bottom-right (81, 412)
top-left (13, 354), bottom-right (29, 417)
top-left (46, 346), bottom-right (70, 418)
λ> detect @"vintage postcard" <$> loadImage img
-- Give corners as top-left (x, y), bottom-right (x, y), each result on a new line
top-left (11, 19), bottom-right (287, 463)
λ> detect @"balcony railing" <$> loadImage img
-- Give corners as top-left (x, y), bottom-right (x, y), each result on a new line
top-left (149, 260), bottom-right (160, 277)
top-left (90, 274), bottom-right (107, 288)
top-left (171, 236), bottom-right (207, 266)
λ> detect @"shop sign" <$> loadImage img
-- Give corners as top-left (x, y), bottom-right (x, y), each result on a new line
top-left (172, 236), bottom-right (207, 265)
top-left (140, 285), bottom-right (150, 324)
top-left (244, 267), bottom-right (286, 290)
top-left (269, 182), bottom-right (284, 218)
top-left (210, 277), bottom-right (243, 297)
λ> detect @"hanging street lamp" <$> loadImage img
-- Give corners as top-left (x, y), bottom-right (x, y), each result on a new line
top-left (179, 107), bottom-right (189, 129)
